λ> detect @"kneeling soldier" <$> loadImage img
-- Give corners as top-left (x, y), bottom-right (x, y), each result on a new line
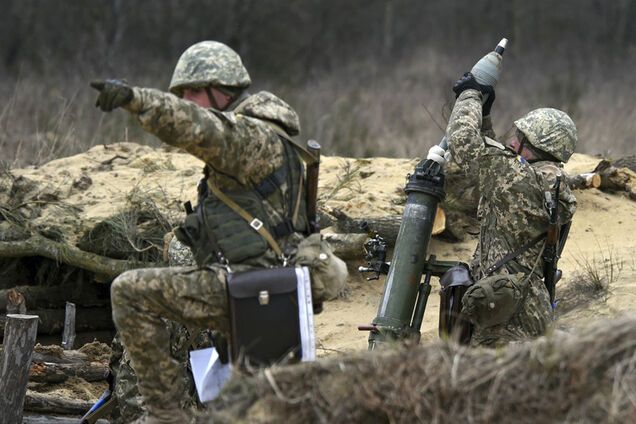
top-left (92, 41), bottom-right (347, 423)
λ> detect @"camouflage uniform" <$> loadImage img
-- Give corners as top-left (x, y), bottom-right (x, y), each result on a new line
top-left (108, 238), bottom-right (199, 423)
top-left (109, 322), bottom-right (205, 423)
top-left (446, 89), bottom-right (577, 347)
top-left (108, 42), bottom-right (347, 423)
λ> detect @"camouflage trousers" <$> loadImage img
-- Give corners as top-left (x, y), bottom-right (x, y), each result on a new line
top-left (108, 322), bottom-right (208, 423)
top-left (470, 276), bottom-right (552, 348)
top-left (110, 265), bottom-right (231, 415)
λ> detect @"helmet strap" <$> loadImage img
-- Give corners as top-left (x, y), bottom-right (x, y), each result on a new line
top-left (517, 138), bottom-right (526, 156)
top-left (204, 87), bottom-right (222, 110)
top-left (205, 86), bottom-right (239, 111)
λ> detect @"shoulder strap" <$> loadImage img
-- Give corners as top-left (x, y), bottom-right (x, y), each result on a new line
top-left (264, 121), bottom-right (319, 165)
top-left (207, 183), bottom-right (284, 258)
top-left (483, 232), bottom-right (546, 277)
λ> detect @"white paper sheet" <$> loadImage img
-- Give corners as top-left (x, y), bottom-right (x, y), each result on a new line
top-left (189, 347), bottom-right (232, 403)
top-left (296, 266), bottom-right (316, 362)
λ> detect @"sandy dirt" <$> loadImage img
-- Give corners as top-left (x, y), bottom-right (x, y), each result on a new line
top-left (7, 145), bottom-right (635, 403)
top-left (315, 153), bottom-right (636, 354)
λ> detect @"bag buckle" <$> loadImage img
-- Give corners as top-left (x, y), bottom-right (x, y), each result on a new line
top-left (258, 290), bottom-right (270, 305)
top-left (250, 218), bottom-right (263, 231)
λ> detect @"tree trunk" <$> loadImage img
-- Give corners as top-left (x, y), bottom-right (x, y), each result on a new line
top-left (331, 208), bottom-right (446, 246)
top-left (28, 360), bottom-right (109, 384)
top-left (23, 392), bottom-right (93, 415)
top-left (323, 233), bottom-right (368, 260)
top-left (593, 159), bottom-right (636, 199)
top-left (564, 173), bottom-right (601, 190)
top-left (0, 314), bottom-right (39, 424)
top-left (0, 232), bottom-right (154, 280)
top-left (30, 344), bottom-right (92, 364)
top-left (23, 415), bottom-right (107, 424)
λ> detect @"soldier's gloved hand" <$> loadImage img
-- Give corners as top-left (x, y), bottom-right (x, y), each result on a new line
top-left (427, 145), bottom-right (452, 165)
top-left (452, 72), bottom-right (496, 116)
top-left (90, 79), bottom-right (133, 112)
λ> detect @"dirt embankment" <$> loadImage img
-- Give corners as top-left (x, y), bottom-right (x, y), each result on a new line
top-left (1, 143), bottom-right (635, 412)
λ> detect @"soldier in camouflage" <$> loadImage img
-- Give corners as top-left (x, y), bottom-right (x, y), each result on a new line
top-left (91, 41), bottom-right (347, 423)
top-left (444, 72), bottom-right (577, 347)
top-left (107, 239), bottom-right (199, 424)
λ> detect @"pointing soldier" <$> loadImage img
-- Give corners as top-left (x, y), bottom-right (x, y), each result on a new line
top-left (91, 41), bottom-right (347, 423)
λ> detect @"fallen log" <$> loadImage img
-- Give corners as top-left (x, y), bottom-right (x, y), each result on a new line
top-left (593, 159), bottom-right (636, 195)
top-left (0, 284), bottom-right (110, 313)
top-left (323, 233), bottom-right (368, 260)
top-left (0, 307), bottom-right (114, 336)
top-left (564, 172), bottom-right (601, 190)
top-left (1, 342), bottom-right (111, 366)
top-left (24, 392), bottom-right (94, 415)
top-left (330, 208), bottom-right (446, 246)
top-left (0, 232), bottom-right (155, 280)
top-left (29, 360), bottom-right (109, 384)
top-left (31, 346), bottom-right (91, 364)
top-left (201, 316), bottom-right (636, 424)
top-left (23, 415), bottom-right (109, 424)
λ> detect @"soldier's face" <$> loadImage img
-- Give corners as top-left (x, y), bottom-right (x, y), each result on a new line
top-left (182, 87), bottom-right (233, 110)
top-left (183, 88), bottom-right (211, 108)
top-left (507, 133), bottom-right (539, 161)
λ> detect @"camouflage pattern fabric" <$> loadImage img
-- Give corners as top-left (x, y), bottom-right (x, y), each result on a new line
top-left (111, 265), bottom-right (231, 420)
top-left (514, 108), bottom-right (577, 162)
top-left (169, 41), bottom-right (251, 95)
top-left (446, 89), bottom-right (577, 347)
top-left (113, 84), bottom-right (347, 422)
top-left (168, 235), bottom-right (196, 267)
top-left (124, 89), bottom-right (296, 192)
top-left (108, 322), bottom-right (205, 423)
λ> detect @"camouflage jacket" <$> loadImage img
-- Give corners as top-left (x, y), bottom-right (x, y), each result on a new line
top-left (125, 89), bottom-right (306, 267)
top-left (446, 89), bottom-right (577, 280)
top-left (125, 89), bottom-right (300, 191)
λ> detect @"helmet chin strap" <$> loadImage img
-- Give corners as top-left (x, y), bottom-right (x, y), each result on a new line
top-left (205, 87), bottom-right (222, 110)
top-left (517, 139), bottom-right (525, 156)
top-left (205, 86), bottom-right (238, 111)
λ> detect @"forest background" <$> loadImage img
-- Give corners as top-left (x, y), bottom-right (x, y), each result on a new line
top-left (1, 0), bottom-right (634, 167)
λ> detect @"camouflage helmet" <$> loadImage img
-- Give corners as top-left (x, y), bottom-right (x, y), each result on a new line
top-left (514, 108), bottom-right (577, 162)
top-left (169, 41), bottom-right (251, 95)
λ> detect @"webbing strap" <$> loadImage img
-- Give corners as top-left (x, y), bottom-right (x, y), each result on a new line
top-left (264, 121), bottom-right (319, 165)
top-left (483, 232), bottom-right (546, 277)
top-left (292, 170), bottom-right (304, 227)
top-left (208, 183), bottom-right (284, 257)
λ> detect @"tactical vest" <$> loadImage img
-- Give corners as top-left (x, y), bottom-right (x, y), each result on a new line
top-left (175, 133), bottom-right (308, 267)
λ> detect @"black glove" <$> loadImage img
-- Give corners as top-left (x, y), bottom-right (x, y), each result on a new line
top-left (452, 72), bottom-right (496, 116)
top-left (90, 79), bottom-right (133, 112)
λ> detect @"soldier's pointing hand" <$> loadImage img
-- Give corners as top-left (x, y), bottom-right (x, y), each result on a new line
top-left (90, 79), bottom-right (133, 112)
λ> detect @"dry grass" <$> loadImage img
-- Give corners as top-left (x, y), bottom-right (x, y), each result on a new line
top-left (281, 49), bottom-right (636, 159)
top-left (558, 243), bottom-right (623, 314)
top-left (2, 50), bottom-right (635, 168)
top-left (203, 316), bottom-right (636, 423)
top-left (318, 160), bottom-right (362, 206)
top-left (76, 185), bottom-right (175, 263)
